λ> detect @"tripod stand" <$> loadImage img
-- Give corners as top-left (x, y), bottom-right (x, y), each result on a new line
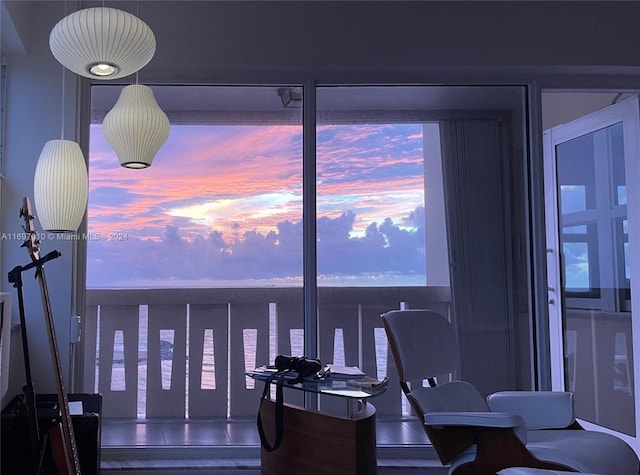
top-left (7, 249), bottom-right (62, 475)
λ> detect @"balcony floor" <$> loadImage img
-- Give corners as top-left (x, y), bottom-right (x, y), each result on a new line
top-left (101, 416), bottom-right (446, 474)
top-left (102, 415), bottom-right (430, 447)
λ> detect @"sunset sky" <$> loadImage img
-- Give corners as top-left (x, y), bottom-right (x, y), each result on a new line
top-left (86, 122), bottom-right (428, 288)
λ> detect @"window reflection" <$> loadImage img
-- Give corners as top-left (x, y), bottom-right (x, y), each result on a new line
top-left (553, 114), bottom-right (634, 435)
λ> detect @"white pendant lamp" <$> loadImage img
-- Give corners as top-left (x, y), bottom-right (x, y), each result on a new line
top-left (103, 84), bottom-right (170, 168)
top-left (49, 7), bottom-right (156, 80)
top-left (34, 140), bottom-right (89, 233)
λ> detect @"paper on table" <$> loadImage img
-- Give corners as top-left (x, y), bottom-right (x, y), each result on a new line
top-left (253, 366), bottom-right (278, 373)
top-left (322, 388), bottom-right (372, 398)
top-left (347, 376), bottom-right (389, 390)
top-left (327, 364), bottom-right (365, 378)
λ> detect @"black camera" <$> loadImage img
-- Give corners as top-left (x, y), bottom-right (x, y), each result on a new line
top-left (274, 355), bottom-right (322, 378)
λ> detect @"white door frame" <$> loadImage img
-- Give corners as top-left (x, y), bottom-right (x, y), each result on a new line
top-left (544, 95), bottom-right (640, 451)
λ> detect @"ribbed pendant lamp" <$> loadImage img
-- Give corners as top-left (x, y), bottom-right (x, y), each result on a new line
top-left (103, 84), bottom-right (170, 168)
top-left (49, 7), bottom-right (156, 80)
top-left (33, 140), bottom-right (89, 233)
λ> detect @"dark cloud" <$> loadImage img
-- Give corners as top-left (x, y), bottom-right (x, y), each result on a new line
top-left (87, 207), bottom-right (426, 287)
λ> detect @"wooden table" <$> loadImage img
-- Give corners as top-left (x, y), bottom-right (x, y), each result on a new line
top-left (248, 371), bottom-right (385, 475)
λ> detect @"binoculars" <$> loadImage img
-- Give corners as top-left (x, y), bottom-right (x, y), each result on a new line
top-left (274, 355), bottom-right (322, 378)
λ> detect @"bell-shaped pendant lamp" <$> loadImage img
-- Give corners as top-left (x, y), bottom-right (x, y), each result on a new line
top-left (49, 7), bottom-right (156, 80)
top-left (34, 140), bottom-right (89, 233)
top-left (103, 84), bottom-right (170, 168)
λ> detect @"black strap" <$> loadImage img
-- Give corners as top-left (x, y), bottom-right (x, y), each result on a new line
top-left (256, 373), bottom-right (285, 452)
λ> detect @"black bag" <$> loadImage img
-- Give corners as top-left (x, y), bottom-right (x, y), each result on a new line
top-left (256, 355), bottom-right (322, 452)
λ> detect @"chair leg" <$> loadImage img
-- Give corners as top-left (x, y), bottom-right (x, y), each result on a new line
top-left (452, 428), bottom-right (577, 475)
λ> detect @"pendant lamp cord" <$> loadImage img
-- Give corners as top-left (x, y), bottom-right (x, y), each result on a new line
top-left (60, 0), bottom-right (68, 140)
top-left (60, 66), bottom-right (65, 140)
top-left (135, 0), bottom-right (140, 85)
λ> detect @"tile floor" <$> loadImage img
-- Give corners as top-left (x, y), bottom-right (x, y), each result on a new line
top-left (100, 416), bottom-right (440, 473)
top-left (102, 415), bottom-right (430, 447)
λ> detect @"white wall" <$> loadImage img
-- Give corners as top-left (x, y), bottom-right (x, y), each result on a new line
top-left (542, 92), bottom-right (636, 130)
top-left (1, 0), bottom-right (80, 396)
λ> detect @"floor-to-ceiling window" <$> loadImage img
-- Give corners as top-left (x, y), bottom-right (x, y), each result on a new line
top-left (314, 86), bottom-right (451, 414)
top-left (85, 84), bottom-right (528, 423)
top-left (87, 85), bottom-right (304, 418)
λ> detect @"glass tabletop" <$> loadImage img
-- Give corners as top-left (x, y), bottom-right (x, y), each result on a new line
top-left (246, 369), bottom-right (388, 400)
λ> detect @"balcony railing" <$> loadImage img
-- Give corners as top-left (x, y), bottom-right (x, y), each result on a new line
top-left (84, 286), bottom-right (450, 419)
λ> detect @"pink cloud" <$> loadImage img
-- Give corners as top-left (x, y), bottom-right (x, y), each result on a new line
top-left (88, 123), bottom-right (424, 242)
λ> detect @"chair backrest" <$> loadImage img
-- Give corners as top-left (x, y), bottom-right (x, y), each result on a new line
top-left (382, 309), bottom-right (489, 465)
top-left (381, 309), bottom-right (459, 384)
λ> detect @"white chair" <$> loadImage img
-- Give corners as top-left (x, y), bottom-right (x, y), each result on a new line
top-left (381, 309), bottom-right (639, 475)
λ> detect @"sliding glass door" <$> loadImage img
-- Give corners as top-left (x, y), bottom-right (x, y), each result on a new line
top-left (85, 84), bottom-right (528, 421)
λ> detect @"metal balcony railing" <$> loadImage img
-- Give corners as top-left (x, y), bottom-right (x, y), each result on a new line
top-left (84, 286), bottom-right (451, 419)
